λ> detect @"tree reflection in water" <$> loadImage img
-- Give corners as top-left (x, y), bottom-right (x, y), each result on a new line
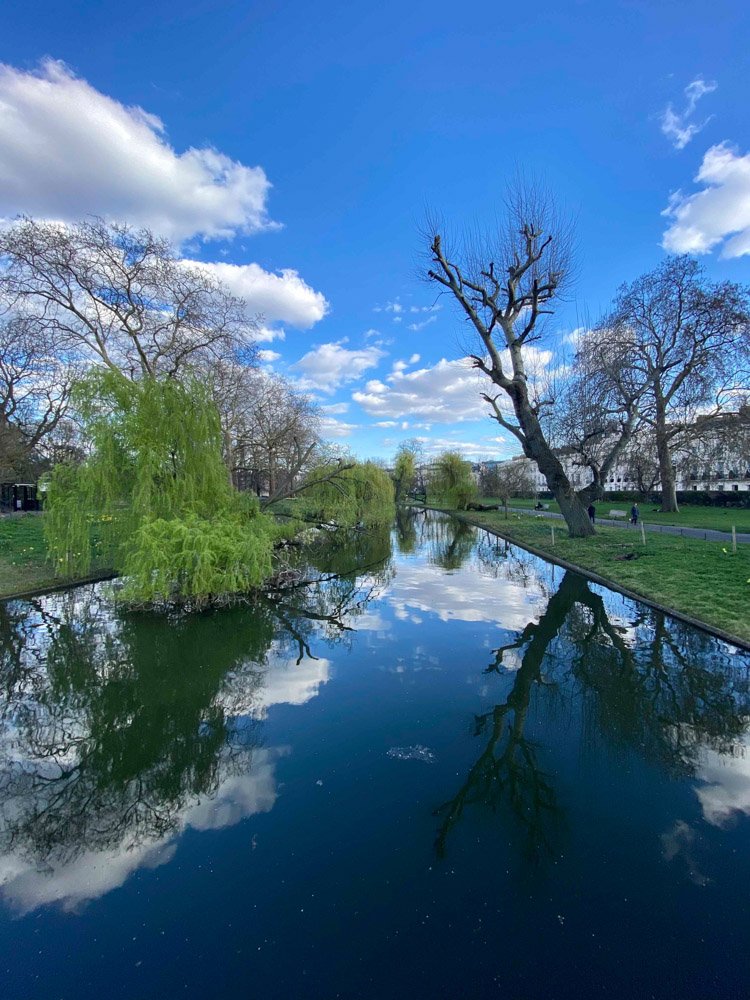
top-left (0, 526), bottom-right (393, 903)
top-left (435, 564), bottom-right (750, 861)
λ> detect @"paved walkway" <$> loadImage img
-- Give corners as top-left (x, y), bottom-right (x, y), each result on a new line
top-left (506, 506), bottom-right (750, 545)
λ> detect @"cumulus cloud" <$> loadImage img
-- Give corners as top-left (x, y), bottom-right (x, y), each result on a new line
top-left (660, 77), bottom-right (717, 150)
top-left (353, 357), bottom-right (491, 423)
top-left (662, 142), bottom-right (750, 257)
top-left (319, 416), bottom-right (358, 438)
top-left (254, 325), bottom-right (286, 344)
top-left (258, 349), bottom-right (280, 363)
top-left (184, 260), bottom-right (329, 328)
top-left (291, 341), bottom-right (386, 394)
top-left (321, 401), bottom-right (350, 415)
top-left (0, 59), bottom-right (275, 242)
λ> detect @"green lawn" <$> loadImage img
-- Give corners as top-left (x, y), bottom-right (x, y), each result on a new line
top-left (0, 514), bottom-right (112, 598)
top-left (486, 497), bottom-right (750, 533)
top-left (457, 508), bottom-right (750, 644)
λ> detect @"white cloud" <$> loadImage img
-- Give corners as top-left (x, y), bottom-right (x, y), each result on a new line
top-left (0, 59), bottom-right (275, 242)
top-left (353, 357), bottom-right (491, 423)
top-left (388, 557), bottom-right (546, 631)
top-left (184, 260), bottom-right (329, 328)
top-left (374, 299), bottom-right (403, 315)
top-left (659, 77), bottom-right (717, 150)
top-left (320, 416), bottom-right (357, 438)
top-left (321, 401), bottom-right (350, 415)
top-left (291, 341), bottom-right (386, 394)
top-left (0, 748), bottom-right (284, 915)
top-left (695, 740), bottom-right (750, 827)
top-left (407, 315), bottom-right (438, 332)
top-left (247, 657), bottom-right (331, 718)
top-left (254, 325), bottom-right (286, 344)
top-left (413, 434), bottom-right (513, 459)
top-left (258, 349), bottom-right (280, 363)
top-left (662, 142), bottom-right (750, 257)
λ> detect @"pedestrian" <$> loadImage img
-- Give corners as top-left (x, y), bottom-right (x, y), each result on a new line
top-left (630, 502), bottom-right (639, 525)
top-left (587, 503), bottom-right (596, 524)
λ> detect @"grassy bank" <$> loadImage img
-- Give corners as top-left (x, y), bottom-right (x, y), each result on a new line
top-left (489, 497), bottom-right (750, 533)
top-left (454, 508), bottom-right (750, 645)
top-left (0, 514), bottom-right (113, 599)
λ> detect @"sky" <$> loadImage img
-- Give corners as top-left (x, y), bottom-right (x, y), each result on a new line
top-left (1, 0), bottom-right (749, 461)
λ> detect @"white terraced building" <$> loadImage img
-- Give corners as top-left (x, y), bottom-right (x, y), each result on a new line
top-left (478, 408), bottom-right (750, 496)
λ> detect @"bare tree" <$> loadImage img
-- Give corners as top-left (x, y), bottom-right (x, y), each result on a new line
top-left (477, 460), bottom-right (534, 517)
top-left (0, 315), bottom-right (74, 478)
top-left (599, 256), bottom-right (750, 512)
top-left (0, 217), bottom-right (254, 381)
top-left (425, 184), bottom-right (596, 536)
top-left (551, 328), bottom-right (647, 502)
top-left (214, 365), bottom-right (321, 501)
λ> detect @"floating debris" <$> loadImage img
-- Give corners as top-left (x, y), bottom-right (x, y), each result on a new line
top-left (387, 745), bottom-right (436, 763)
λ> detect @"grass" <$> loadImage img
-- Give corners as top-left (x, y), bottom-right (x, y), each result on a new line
top-left (0, 513), bottom-right (112, 598)
top-left (487, 496), bottom-right (750, 533)
top-left (455, 508), bottom-right (750, 645)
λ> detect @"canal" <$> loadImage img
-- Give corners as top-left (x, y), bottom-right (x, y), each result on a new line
top-left (1, 510), bottom-right (749, 999)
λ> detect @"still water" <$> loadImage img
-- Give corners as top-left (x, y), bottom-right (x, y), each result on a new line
top-left (1, 511), bottom-right (750, 999)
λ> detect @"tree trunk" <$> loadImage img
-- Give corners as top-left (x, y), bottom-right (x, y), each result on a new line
top-left (654, 403), bottom-right (679, 513)
top-left (516, 395), bottom-right (595, 537)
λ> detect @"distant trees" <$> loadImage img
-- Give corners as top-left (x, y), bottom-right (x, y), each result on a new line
top-left (213, 364), bottom-right (320, 501)
top-left (479, 461), bottom-right (534, 517)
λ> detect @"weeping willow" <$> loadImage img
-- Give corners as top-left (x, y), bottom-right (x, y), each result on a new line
top-left (45, 370), bottom-right (274, 606)
top-left (298, 461), bottom-right (395, 527)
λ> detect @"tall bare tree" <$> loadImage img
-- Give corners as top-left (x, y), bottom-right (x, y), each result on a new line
top-left (599, 256), bottom-right (750, 512)
top-left (425, 185), bottom-right (595, 536)
top-left (0, 217), bottom-right (254, 381)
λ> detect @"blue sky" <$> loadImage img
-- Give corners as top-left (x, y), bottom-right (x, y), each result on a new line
top-left (1, 0), bottom-right (749, 459)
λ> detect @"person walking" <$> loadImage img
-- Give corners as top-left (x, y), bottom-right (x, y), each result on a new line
top-left (630, 502), bottom-right (639, 526)
top-left (587, 503), bottom-right (596, 524)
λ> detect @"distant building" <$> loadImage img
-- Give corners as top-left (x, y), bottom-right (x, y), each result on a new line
top-left (477, 409), bottom-right (750, 495)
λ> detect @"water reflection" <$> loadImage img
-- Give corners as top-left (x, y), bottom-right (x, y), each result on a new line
top-left (435, 566), bottom-right (750, 860)
top-left (0, 528), bottom-right (392, 914)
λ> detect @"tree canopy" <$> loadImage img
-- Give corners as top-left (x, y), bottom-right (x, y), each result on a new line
top-left (44, 370), bottom-right (274, 606)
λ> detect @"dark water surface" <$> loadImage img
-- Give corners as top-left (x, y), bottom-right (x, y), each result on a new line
top-left (1, 511), bottom-right (750, 1000)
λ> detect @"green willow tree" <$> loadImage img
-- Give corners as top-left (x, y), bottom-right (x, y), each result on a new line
top-left (429, 451), bottom-right (477, 510)
top-left (297, 460), bottom-right (395, 527)
top-left (45, 370), bottom-right (274, 606)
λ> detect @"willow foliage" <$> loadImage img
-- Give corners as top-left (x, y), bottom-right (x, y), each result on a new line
top-left (299, 461), bottom-right (395, 527)
top-left (45, 370), bottom-right (274, 605)
top-left (429, 451), bottom-right (477, 510)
